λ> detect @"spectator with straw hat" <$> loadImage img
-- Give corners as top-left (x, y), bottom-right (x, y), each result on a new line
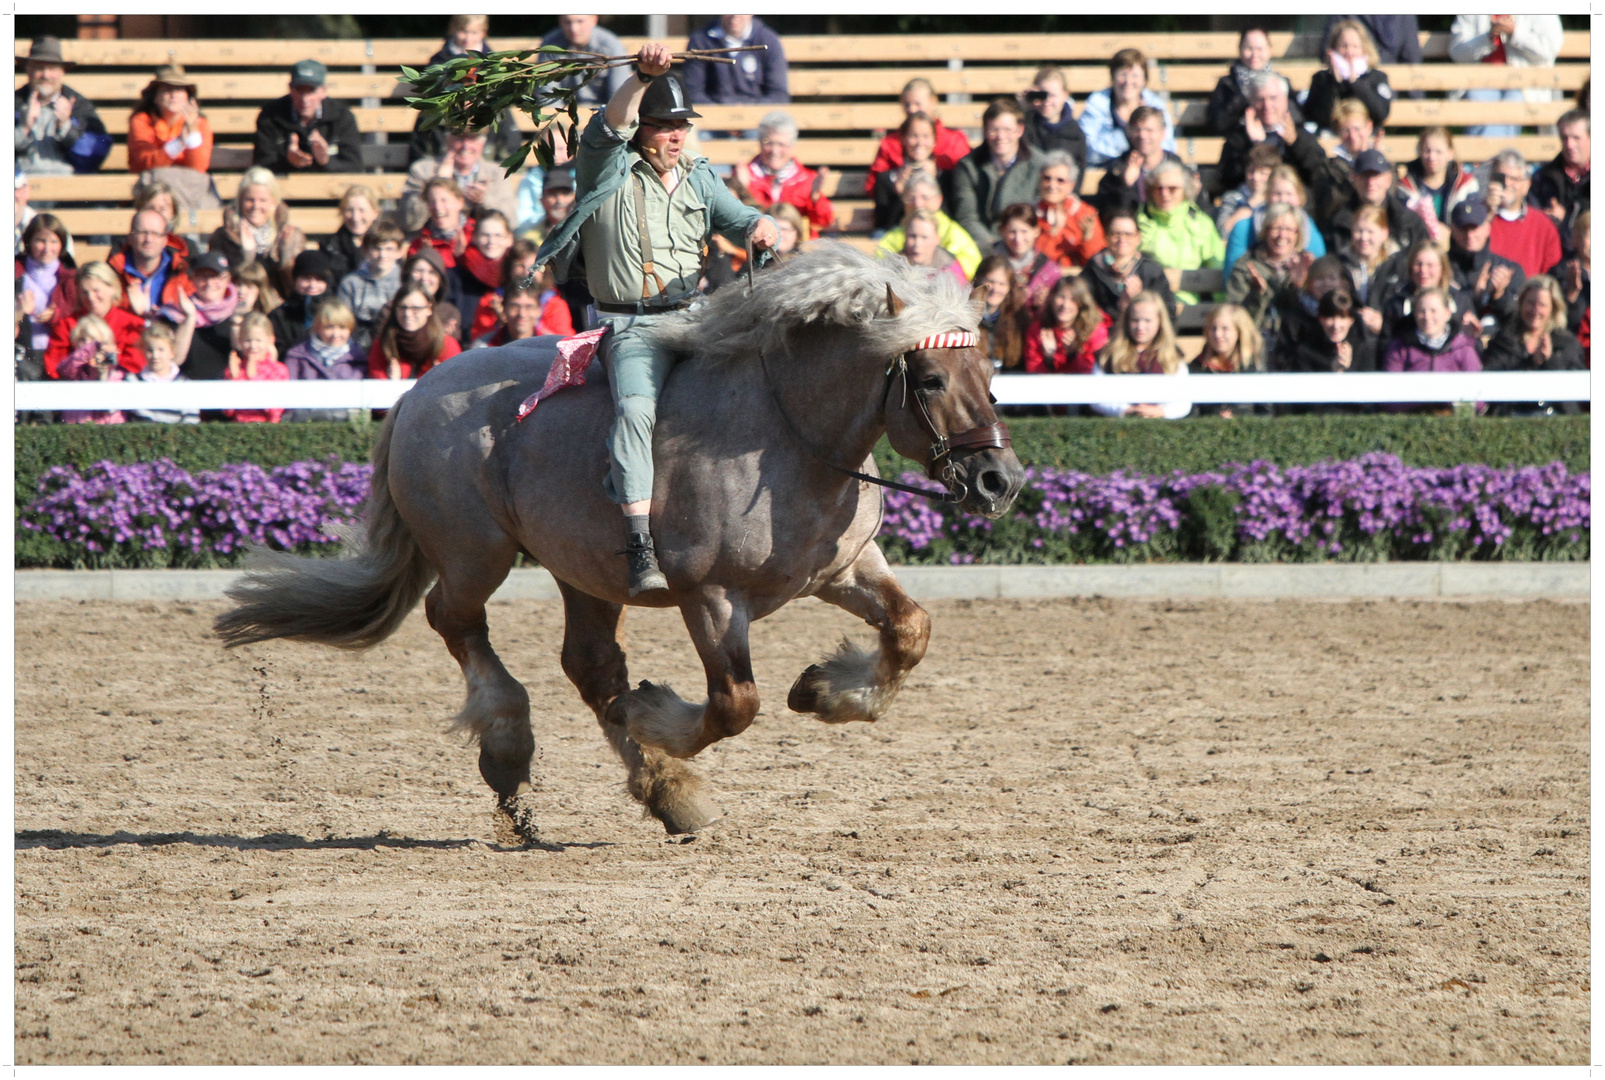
top-left (127, 63), bottom-right (212, 173)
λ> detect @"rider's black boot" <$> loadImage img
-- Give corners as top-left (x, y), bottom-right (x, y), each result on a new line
top-left (622, 529), bottom-right (668, 597)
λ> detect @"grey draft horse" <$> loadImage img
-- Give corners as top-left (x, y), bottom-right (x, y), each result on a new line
top-left (216, 244), bottom-right (1025, 843)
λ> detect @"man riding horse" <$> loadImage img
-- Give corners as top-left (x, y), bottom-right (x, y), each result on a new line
top-left (533, 41), bottom-right (780, 596)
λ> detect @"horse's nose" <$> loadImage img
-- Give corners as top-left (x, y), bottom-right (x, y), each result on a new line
top-left (977, 468), bottom-right (1012, 500)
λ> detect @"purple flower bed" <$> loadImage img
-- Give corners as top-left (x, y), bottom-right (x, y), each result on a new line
top-left (23, 458), bottom-right (371, 569)
top-left (21, 453), bottom-right (1590, 569)
top-left (881, 453), bottom-right (1589, 565)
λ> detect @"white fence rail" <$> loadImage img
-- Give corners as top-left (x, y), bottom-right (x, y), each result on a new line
top-left (12, 371), bottom-right (1592, 411)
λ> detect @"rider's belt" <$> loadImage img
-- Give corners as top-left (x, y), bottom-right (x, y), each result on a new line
top-left (596, 298), bottom-right (696, 315)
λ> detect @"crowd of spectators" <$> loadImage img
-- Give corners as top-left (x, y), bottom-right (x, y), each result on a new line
top-left (13, 14), bottom-right (1590, 423)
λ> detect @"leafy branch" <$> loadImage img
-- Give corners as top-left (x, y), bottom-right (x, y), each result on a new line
top-left (401, 45), bottom-right (767, 176)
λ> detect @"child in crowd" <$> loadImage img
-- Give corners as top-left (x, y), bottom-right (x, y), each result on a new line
top-left (1091, 289), bottom-right (1190, 420)
top-left (225, 311), bottom-right (289, 423)
top-left (452, 208), bottom-right (512, 332)
top-left (470, 283), bottom-right (553, 348)
top-left (131, 293), bottom-right (200, 424)
top-left (270, 249), bottom-right (335, 355)
top-left (1190, 303), bottom-right (1268, 418)
top-left (1024, 275), bottom-right (1110, 375)
top-left (337, 218), bottom-right (406, 352)
top-left (970, 255), bottom-right (1025, 371)
top-left (284, 297), bottom-right (364, 381)
top-left (57, 315), bottom-right (126, 425)
top-left (409, 177), bottom-right (472, 269)
top-left (994, 203), bottom-right (1062, 316)
top-left (399, 246), bottom-right (464, 337)
top-left (1382, 286), bottom-right (1483, 413)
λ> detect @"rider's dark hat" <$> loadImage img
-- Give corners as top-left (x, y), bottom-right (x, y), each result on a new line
top-left (638, 73), bottom-right (702, 122)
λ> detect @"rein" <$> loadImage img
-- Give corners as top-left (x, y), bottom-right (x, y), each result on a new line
top-left (756, 331), bottom-right (1011, 505)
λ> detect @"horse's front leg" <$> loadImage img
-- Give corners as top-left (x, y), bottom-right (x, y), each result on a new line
top-left (789, 541), bottom-right (931, 724)
top-left (611, 586), bottom-right (759, 760)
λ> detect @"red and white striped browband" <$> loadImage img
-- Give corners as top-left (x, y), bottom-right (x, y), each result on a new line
top-left (911, 331), bottom-right (977, 351)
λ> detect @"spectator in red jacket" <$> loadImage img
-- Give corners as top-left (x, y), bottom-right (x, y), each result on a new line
top-left (126, 64), bottom-right (212, 174)
top-left (1485, 150), bottom-right (1564, 278)
top-left (408, 176), bottom-right (473, 270)
top-left (866, 78), bottom-right (971, 195)
top-left (1024, 275), bottom-right (1111, 375)
top-left (108, 209), bottom-right (193, 316)
top-left (735, 111), bottom-right (834, 238)
top-left (45, 261), bottom-right (146, 379)
top-left (369, 282), bottom-right (462, 379)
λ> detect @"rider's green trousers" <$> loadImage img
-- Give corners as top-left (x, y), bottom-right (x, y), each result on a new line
top-left (598, 311), bottom-right (680, 506)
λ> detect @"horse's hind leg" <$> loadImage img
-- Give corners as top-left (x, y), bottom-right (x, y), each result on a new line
top-left (556, 580), bottom-right (718, 835)
top-left (421, 537), bottom-right (535, 843)
top-left (790, 542), bottom-right (931, 724)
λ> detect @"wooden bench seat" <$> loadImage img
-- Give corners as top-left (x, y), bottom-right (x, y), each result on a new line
top-left (15, 30), bottom-right (1589, 66)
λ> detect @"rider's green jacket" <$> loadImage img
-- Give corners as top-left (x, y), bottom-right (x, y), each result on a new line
top-left (534, 108), bottom-right (773, 303)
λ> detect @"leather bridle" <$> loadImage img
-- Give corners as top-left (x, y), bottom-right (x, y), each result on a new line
top-left (758, 331), bottom-right (1011, 505)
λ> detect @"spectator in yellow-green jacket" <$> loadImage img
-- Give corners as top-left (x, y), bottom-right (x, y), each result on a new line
top-left (875, 174), bottom-right (982, 278)
top-left (1137, 159), bottom-right (1223, 305)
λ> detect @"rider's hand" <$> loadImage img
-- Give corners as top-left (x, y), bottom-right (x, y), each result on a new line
top-left (637, 42), bottom-right (673, 78)
top-left (749, 218), bottom-right (780, 251)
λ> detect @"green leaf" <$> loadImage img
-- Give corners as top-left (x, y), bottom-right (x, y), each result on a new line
top-left (534, 139), bottom-right (555, 171)
top-left (499, 142), bottom-right (531, 176)
top-left (398, 65), bottom-right (421, 82)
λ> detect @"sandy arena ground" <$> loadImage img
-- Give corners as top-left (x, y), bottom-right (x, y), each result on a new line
top-left (13, 595), bottom-right (1589, 1065)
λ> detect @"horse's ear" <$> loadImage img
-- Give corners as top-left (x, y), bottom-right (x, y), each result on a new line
top-left (885, 285), bottom-right (906, 317)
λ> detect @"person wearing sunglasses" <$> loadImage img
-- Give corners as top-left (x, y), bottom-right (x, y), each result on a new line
top-left (531, 41), bottom-right (778, 596)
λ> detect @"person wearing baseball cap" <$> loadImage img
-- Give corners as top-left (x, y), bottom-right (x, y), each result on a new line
top-left (252, 58), bottom-right (362, 174)
top-left (529, 40), bottom-right (778, 596)
top-left (14, 36), bottom-right (108, 176)
top-left (1318, 147), bottom-right (1428, 254)
top-left (1446, 197), bottom-right (1525, 332)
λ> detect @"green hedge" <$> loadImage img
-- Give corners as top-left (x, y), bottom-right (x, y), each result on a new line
top-left (15, 416), bottom-right (1589, 569)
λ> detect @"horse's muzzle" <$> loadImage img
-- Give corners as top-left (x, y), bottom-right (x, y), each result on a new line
top-left (954, 447), bottom-right (1026, 520)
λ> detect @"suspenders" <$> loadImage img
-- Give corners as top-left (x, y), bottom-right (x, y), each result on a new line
top-left (632, 171), bottom-right (669, 302)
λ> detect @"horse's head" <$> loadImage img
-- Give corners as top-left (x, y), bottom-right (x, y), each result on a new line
top-left (882, 287), bottom-right (1026, 519)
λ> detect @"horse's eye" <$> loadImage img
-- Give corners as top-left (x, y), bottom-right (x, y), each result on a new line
top-left (920, 375), bottom-right (945, 393)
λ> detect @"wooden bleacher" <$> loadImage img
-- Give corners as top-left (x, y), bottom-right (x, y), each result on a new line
top-left (24, 29), bottom-right (1588, 336)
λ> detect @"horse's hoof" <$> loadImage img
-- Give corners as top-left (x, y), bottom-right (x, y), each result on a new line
top-left (787, 665), bottom-right (827, 714)
top-left (652, 790), bottom-right (721, 836)
top-left (493, 792), bottom-right (541, 848)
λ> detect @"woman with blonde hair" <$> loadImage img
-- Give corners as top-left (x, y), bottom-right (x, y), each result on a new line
top-left (1223, 163), bottom-right (1326, 275)
top-left (207, 166), bottom-right (305, 292)
top-left (1191, 303), bottom-right (1268, 418)
top-left (1338, 205), bottom-right (1406, 335)
top-left (1379, 238), bottom-right (1478, 339)
top-left (44, 261), bottom-right (147, 379)
top-left (324, 183), bottom-right (382, 282)
top-left (1225, 201), bottom-right (1313, 339)
top-left (1092, 289), bottom-right (1191, 419)
top-left (1482, 276), bottom-right (1585, 414)
top-left (1304, 18), bottom-right (1392, 131)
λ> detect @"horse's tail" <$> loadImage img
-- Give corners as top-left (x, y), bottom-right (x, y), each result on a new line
top-left (214, 404), bottom-right (436, 650)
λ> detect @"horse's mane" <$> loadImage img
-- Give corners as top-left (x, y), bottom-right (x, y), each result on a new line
top-left (652, 241), bottom-right (980, 365)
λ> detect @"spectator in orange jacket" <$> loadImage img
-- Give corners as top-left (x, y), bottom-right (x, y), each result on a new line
top-left (734, 111), bottom-right (834, 238)
top-left (126, 64), bottom-right (213, 173)
top-left (1034, 151), bottom-right (1105, 269)
top-left (865, 78), bottom-right (971, 194)
top-left (108, 209), bottom-right (194, 315)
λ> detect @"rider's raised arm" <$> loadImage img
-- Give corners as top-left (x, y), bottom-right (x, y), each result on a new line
top-left (604, 42), bottom-right (673, 131)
